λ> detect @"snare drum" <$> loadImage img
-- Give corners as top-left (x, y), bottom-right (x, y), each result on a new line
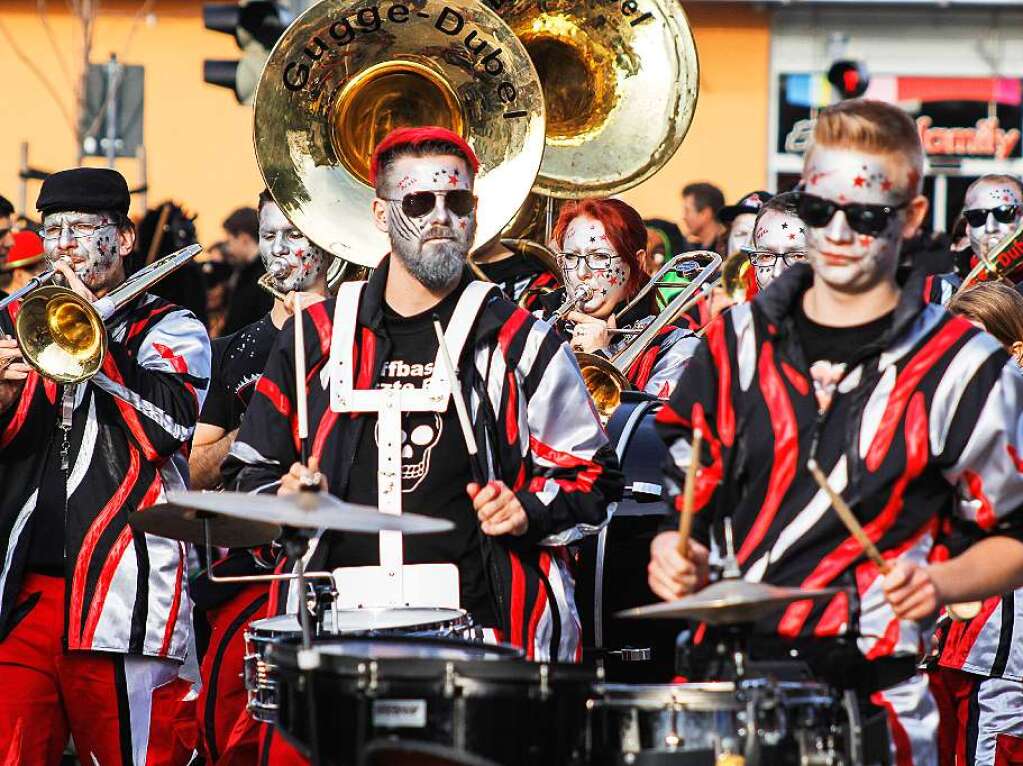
top-left (271, 635), bottom-right (597, 765)
top-left (243, 606), bottom-right (475, 722)
top-left (587, 680), bottom-right (841, 766)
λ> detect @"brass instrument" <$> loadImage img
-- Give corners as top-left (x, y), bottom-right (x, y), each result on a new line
top-left (0, 269), bottom-right (59, 311)
top-left (554, 284), bottom-right (594, 322)
top-left (252, 0), bottom-right (546, 271)
top-left (257, 271), bottom-right (289, 302)
top-left (491, 0), bottom-right (699, 198)
top-left (14, 244), bottom-right (202, 384)
top-left (956, 219), bottom-right (1023, 294)
top-left (575, 253), bottom-right (721, 419)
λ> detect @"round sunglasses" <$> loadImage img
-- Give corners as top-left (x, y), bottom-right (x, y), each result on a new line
top-left (795, 192), bottom-right (909, 236)
top-left (963, 205), bottom-right (1020, 228)
top-left (382, 189), bottom-right (475, 219)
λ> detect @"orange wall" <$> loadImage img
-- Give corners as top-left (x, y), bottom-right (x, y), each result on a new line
top-left (621, 2), bottom-right (772, 231)
top-left (0, 0), bottom-right (770, 243)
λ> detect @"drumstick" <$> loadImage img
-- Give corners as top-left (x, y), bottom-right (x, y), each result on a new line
top-left (676, 428), bottom-right (703, 557)
top-left (807, 458), bottom-right (889, 573)
top-left (294, 294), bottom-right (309, 466)
top-left (433, 316), bottom-right (484, 484)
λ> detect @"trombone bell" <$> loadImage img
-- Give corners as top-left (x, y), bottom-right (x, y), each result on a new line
top-left (16, 286), bottom-right (106, 383)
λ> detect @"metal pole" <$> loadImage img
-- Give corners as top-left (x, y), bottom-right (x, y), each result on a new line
top-left (18, 143), bottom-right (28, 218)
top-left (104, 54), bottom-right (122, 169)
top-left (137, 145), bottom-right (148, 212)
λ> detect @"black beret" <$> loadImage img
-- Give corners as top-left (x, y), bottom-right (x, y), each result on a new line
top-left (36, 167), bottom-right (130, 217)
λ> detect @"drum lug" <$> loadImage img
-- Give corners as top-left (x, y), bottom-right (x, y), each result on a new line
top-left (358, 661), bottom-right (380, 695)
top-left (539, 664), bottom-right (550, 700)
top-left (444, 662), bottom-right (456, 698)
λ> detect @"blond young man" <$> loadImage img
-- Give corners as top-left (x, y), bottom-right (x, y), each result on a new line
top-left (649, 100), bottom-right (1023, 764)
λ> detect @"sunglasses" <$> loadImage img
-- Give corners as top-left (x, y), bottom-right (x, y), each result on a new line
top-left (963, 205), bottom-right (1020, 228)
top-left (382, 189), bottom-right (475, 219)
top-left (795, 192), bottom-right (909, 236)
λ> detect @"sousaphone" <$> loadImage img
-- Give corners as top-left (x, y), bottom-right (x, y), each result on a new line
top-left (253, 0), bottom-right (546, 271)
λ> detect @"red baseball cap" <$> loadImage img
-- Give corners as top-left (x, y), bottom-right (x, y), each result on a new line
top-left (2, 230), bottom-right (45, 271)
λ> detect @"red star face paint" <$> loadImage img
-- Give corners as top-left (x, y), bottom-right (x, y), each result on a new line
top-left (258, 202), bottom-right (327, 293)
top-left (801, 146), bottom-right (909, 292)
top-left (41, 210), bottom-right (122, 291)
top-left (963, 177), bottom-right (1023, 262)
top-left (561, 216), bottom-right (631, 317)
top-left (750, 209), bottom-right (806, 290)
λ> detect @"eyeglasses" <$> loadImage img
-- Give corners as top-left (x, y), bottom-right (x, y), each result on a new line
top-left (559, 252), bottom-right (621, 271)
top-left (795, 192), bottom-right (909, 236)
top-left (963, 205), bottom-right (1020, 228)
top-left (381, 189), bottom-right (475, 219)
top-left (42, 221), bottom-right (115, 241)
top-left (741, 247), bottom-right (807, 267)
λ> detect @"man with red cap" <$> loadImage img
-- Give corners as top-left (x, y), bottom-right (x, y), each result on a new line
top-left (222, 126), bottom-right (622, 762)
top-left (0, 230), bottom-right (48, 297)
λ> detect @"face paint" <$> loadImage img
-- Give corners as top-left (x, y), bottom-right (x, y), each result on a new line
top-left (963, 178), bottom-right (1023, 261)
top-left (727, 213), bottom-right (756, 257)
top-left (258, 202), bottom-right (328, 293)
top-left (42, 210), bottom-right (122, 291)
top-left (750, 209), bottom-right (807, 290)
top-left (801, 146), bottom-right (910, 292)
top-left (560, 216), bottom-right (631, 317)
top-left (383, 155), bottom-right (476, 291)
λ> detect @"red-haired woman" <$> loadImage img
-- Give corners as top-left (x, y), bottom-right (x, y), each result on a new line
top-left (540, 198), bottom-right (699, 399)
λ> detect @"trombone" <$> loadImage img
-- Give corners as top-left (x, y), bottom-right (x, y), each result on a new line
top-left (575, 252), bottom-right (721, 420)
top-left (9, 244), bottom-right (202, 384)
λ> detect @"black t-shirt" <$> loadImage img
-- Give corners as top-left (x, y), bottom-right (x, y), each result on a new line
top-left (325, 289), bottom-right (497, 626)
top-left (476, 252), bottom-right (541, 303)
top-left (222, 259), bottom-right (274, 336)
top-left (793, 297), bottom-right (893, 413)
top-left (200, 314), bottom-right (278, 433)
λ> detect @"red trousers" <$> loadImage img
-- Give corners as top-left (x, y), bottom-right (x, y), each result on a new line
top-left (196, 583), bottom-right (269, 765)
top-left (931, 667), bottom-right (1023, 766)
top-left (0, 573), bottom-right (194, 766)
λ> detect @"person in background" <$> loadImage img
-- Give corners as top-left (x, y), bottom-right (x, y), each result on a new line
top-left (680, 181), bottom-right (725, 254)
top-left (0, 195), bottom-right (17, 276)
top-left (0, 230), bottom-right (48, 296)
top-left (132, 201), bottom-right (208, 325)
top-left (929, 281), bottom-right (1023, 766)
top-left (202, 242), bottom-right (234, 338)
top-left (960, 174), bottom-right (1023, 286)
top-left (221, 206), bottom-right (273, 334)
top-left (742, 191), bottom-right (807, 295)
top-left (718, 190), bottom-right (773, 258)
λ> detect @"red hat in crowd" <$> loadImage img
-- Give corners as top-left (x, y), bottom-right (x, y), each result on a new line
top-left (368, 126), bottom-right (480, 185)
top-left (2, 230), bottom-right (45, 271)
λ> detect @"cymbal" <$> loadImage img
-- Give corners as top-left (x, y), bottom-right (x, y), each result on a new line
top-left (166, 490), bottom-right (454, 535)
top-left (617, 579), bottom-right (842, 625)
top-left (129, 502), bottom-right (281, 548)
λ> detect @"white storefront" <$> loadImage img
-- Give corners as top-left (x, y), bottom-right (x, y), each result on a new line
top-left (767, 2), bottom-right (1023, 231)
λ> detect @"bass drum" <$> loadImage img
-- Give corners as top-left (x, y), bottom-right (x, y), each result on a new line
top-left (575, 391), bottom-right (681, 682)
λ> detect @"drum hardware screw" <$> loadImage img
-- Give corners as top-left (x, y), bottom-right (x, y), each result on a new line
top-left (623, 755), bottom-right (636, 765)
top-left (444, 662), bottom-right (456, 698)
top-left (358, 662), bottom-right (368, 690)
top-left (368, 660), bottom-right (379, 694)
top-left (539, 664), bottom-right (550, 700)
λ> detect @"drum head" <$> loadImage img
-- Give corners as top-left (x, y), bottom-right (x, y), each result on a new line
top-left (248, 614), bottom-right (300, 636)
top-left (327, 606), bottom-right (467, 633)
top-left (316, 636), bottom-right (516, 662)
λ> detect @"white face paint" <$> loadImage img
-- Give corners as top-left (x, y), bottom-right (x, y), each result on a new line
top-left (42, 210), bottom-right (122, 291)
top-left (258, 202), bottom-right (328, 293)
top-left (560, 216), bottom-right (631, 317)
top-left (382, 154), bottom-right (476, 291)
top-left (749, 209), bottom-right (807, 290)
top-left (801, 146), bottom-right (913, 293)
top-left (727, 213), bottom-right (756, 257)
top-left (963, 178), bottom-right (1023, 261)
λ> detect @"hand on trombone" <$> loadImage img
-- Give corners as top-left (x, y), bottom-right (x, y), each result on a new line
top-left (0, 335), bottom-right (31, 413)
top-left (50, 259), bottom-right (97, 303)
top-left (567, 311), bottom-right (615, 354)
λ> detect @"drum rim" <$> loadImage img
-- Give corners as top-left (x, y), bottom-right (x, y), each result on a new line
top-left (246, 606), bottom-right (471, 638)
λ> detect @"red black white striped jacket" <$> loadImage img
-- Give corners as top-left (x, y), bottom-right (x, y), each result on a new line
top-left (222, 260), bottom-right (623, 661)
top-left (657, 263), bottom-right (1023, 659)
top-left (0, 294), bottom-right (210, 659)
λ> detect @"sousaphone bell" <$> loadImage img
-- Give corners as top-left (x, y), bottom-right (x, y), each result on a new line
top-left (253, 0), bottom-right (546, 270)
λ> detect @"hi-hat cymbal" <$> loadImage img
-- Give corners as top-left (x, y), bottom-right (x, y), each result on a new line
top-left (129, 503), bottom-right (281, 548)
top-left (617, 579), bottom-right (842, 625)
top-left (166, 490), bottom-right (454, 535)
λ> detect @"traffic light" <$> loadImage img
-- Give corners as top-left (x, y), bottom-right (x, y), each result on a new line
top-left (827, 60), bottom-right (870, 101)
top-left (202, 1), bottom-right (291, 105)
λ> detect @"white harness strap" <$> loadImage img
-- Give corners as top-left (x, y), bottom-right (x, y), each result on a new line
top-left (326, 280), bottom-right (496, 604)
